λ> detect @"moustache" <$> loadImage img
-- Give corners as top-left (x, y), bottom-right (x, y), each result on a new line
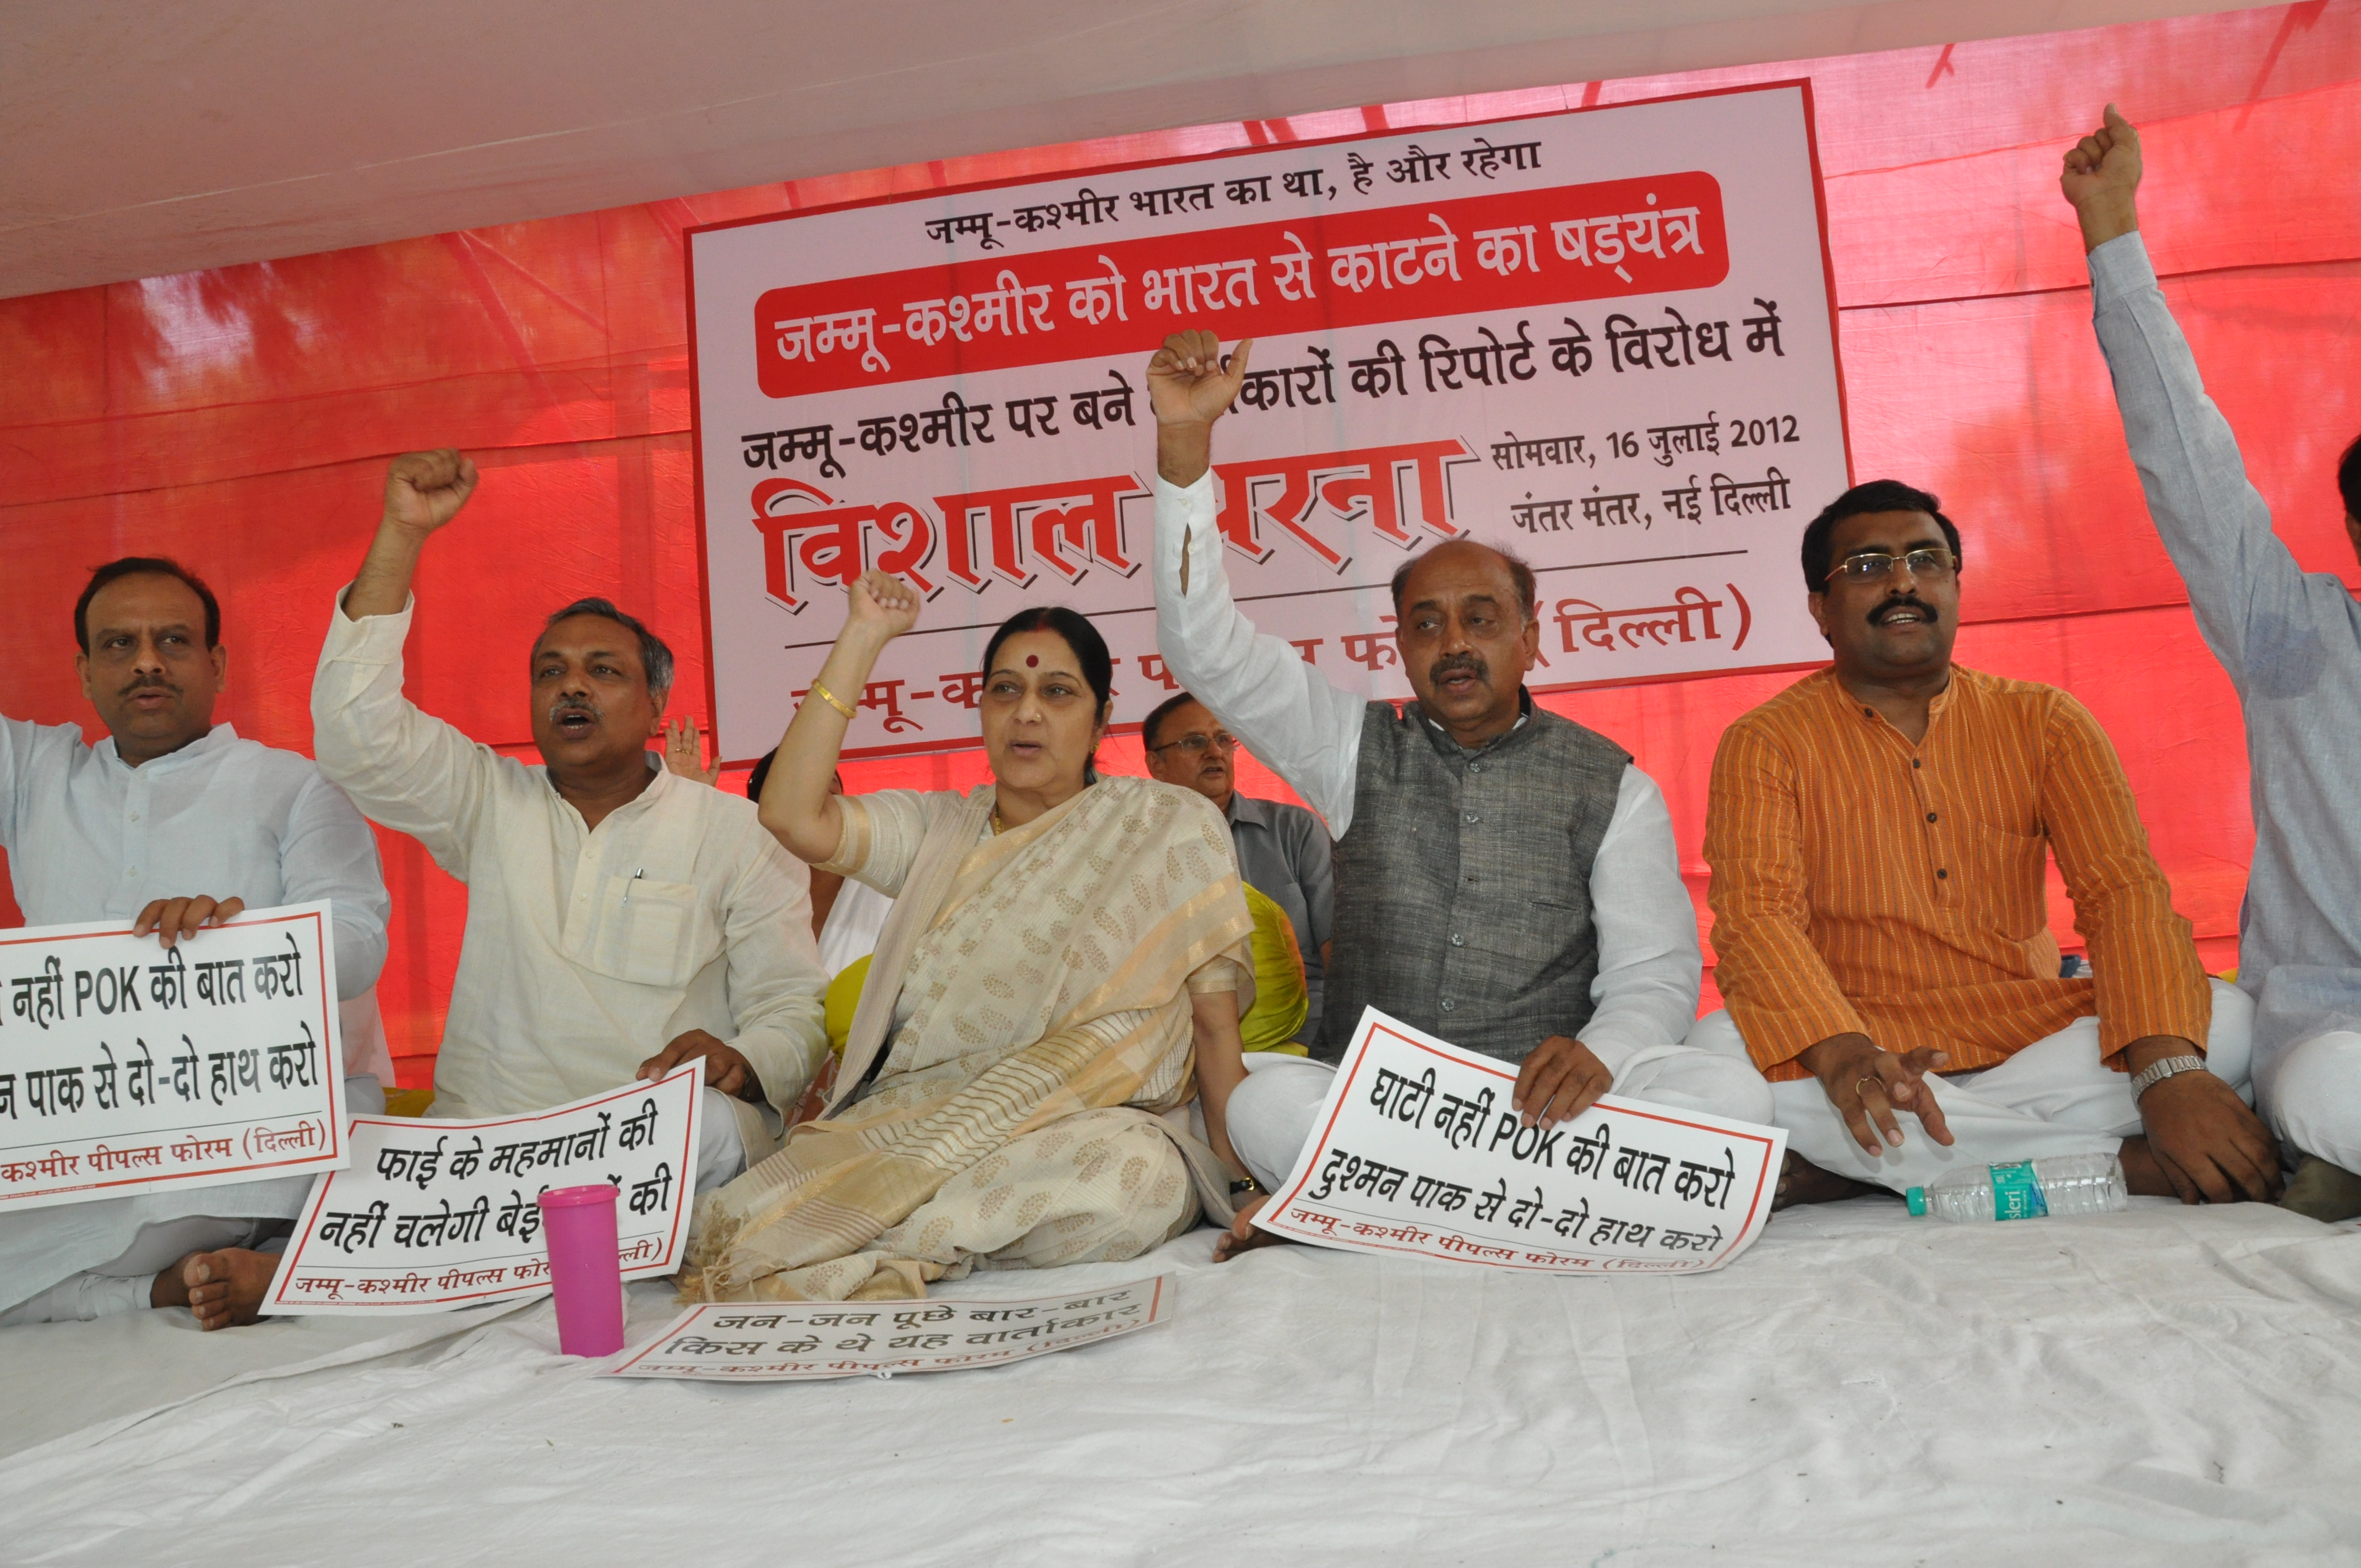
top-left (547, 696), bottom-right (603, 726)
top-left (1428, 653), bottom-right (1489, 687)
top-left (1867, 596), bottom-right (1939, 628)
top-left (119, 674), bottom-right (180, 698)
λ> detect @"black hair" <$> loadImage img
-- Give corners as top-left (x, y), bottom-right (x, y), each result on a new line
top-left (2339, 432), bottom-right (2361, 522)
top-left (1800, 480), bottom-right (1964, 592)
top-left (744, 748), bottom-right (776, 804)
top-left (1140, 691), bottom-right (1206, 750)
top-left (1388, 540), bottom-right (1538, 623)
top-left (980, 606), bottom-right (1114, 717)
top-left (75, 557), bottom-right (221, 652)
top-left (542, 597), bottom-right (675, 698)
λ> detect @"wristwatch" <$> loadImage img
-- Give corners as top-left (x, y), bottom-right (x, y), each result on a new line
top-left (2129, 1053), bottom-right (2208, 1103)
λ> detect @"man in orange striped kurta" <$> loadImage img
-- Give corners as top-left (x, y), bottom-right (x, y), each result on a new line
top-left (1690, 480), bottom-right (2280, 1208)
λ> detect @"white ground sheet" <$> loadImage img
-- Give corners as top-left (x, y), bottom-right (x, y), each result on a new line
top-left (2, 1199), bottom-right (2357, 1566)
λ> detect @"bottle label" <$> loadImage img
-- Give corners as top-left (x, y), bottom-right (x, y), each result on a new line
top-left (1989, 1161), bottom-right (2049, 1221)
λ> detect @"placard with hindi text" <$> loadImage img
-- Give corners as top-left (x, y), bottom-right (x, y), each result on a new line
top-left (1253, 1008), bottom-right (1785, 1274)
top-left (0, 903), bottom-right (347, 1212)
top-left (262, 1062), bottom-right (703, 1314)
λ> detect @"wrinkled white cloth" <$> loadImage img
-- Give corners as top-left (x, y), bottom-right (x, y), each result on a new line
top-left (3, 1202), bottom-right (2357, 1565)
top-left (1689, 978), bottom-right (2255, 1192)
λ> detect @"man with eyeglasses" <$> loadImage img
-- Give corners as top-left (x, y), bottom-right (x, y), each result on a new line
top-left (2064, 106), bottom-right (2361, 1222)
top-left (1147, 330), bottom-right (1774, 1257)
top-left (1691, 479), bottom-right (2276, 1208)
top-left (1141, 692), bottom-right (1333, 1050)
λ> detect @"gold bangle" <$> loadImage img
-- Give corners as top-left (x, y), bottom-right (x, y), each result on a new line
top-left (806, 680), bottom-right (856, 720)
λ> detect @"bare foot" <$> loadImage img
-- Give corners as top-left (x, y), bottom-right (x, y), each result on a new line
top-left (1774, 1152), bottom-right (1886, 1210)
top-left (175, 1248), bottom-right (281, 1330)
top-left (1212, 1196), bottom-right (1291, 1263)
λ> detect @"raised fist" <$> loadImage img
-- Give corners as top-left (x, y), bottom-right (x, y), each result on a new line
top-left (846, 569), bottom-right (922, 641)
top-left (382, 449), bottom-right (480, 536)
top-left (1146, 330), bottom-right (1253, 429)
top-left (2060, 103), bottom-right (2143, 247)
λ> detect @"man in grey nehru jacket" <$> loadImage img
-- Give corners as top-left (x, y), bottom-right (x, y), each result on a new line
top-left (1144, 330), bottom-right (1772, 1258)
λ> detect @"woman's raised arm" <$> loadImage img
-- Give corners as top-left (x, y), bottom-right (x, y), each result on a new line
top-left (758, 570), bottom-right (920, 864)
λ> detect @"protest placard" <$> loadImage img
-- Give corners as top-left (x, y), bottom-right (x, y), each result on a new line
top-left (1253, 1008), bottom-right (1784, 1273)
top-left (0, 902), bottom-right (347, 1211)
top-left (605, 1276), bottom-right (1170, 1381)
top-left (263, 1061), bottom-right (703, 1314)
top-left (689, 81), bottom-right (1848, 761)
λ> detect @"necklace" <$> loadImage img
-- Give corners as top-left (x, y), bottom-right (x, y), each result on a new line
top-left (990, 804), bottom-right (1006, 835)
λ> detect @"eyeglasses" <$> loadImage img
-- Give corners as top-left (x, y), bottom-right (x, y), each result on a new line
top-left (1824, 548), bottom-right (1957, 586)
top-left (1147, 731), bottom-right (1237, 757)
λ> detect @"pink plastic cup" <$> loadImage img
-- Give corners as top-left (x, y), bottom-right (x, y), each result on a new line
top-left (537, 1184), bottom-right (625, 1357)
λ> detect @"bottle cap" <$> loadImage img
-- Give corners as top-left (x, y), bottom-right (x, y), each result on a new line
top-left (1906, 1186), bottom-right (1928, 1217)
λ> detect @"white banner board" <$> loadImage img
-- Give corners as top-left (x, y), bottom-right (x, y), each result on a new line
top-left (689, 81), bottom-right (1848, 760)
top-left (0, 903), bottom-right (347, 1211)
top-left (263, 1062), bottom-right (703, 1314)
top-left (605, 1277), bottom-right (1170, 1381)
top-left (1254, 1008), bottom-right (1785, 1273)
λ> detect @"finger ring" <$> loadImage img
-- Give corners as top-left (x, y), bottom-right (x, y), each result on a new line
top-left (1853, 1076), bottom-right (1881, 1099)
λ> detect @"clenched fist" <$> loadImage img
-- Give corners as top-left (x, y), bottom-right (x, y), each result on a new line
top-left (382, 449), bottom-right (480, 536)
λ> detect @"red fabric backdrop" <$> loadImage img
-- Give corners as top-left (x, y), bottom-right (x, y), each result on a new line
top-left (4, 4), bottom-right (2357, 1088)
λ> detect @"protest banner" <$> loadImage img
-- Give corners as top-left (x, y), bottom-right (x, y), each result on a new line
top-left (688, 81), bottom-right (1849, 760)
top-left (0, 903), bottom-right (347, 1211)
top-left (263, 1061), bottom-right (703, 1314)
top-left (605, 1277), bottom-right (1170, 1381)
top-left (1253, 1008), bottom-right (1784, 1273)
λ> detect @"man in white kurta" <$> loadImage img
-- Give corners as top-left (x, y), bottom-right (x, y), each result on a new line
top-left (0, 558), bottom-right (391, 1329)
top-left (313, 450), bottom-right (827, 1187)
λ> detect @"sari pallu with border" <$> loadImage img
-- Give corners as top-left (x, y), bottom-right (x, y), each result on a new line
top-left (678, 775), bottom-right (1252, 1302)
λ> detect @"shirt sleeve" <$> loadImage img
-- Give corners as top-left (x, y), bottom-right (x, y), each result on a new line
top-left (715, 820), bottom-right (830, 1114)
top-left (309, 587), bottom-right (496, 879)
top-left (2039, 691), bottom-right (2211, 1063)
top-left (1152, 473), bottom-right (1370, 834)
top-left (1576, 765), bottom-right (1705, 1075)
top-left (1289, 808), bottom-right (1335, 952)
top-left (280, 773), bottom-right (392, 999)
top-left (2090, 232), bottom-right (2320, 689)
top-left (1704, 720), bottom-right (1868, 1073)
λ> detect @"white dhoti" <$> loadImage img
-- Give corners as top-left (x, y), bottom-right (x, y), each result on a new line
top-left (1686, 978), bottom-right (2255, 1193)
top-left (0, 1075), bottom-right (388, 1327)
top-left (696, 1086), bottom-right (782, 1195)
top-left (1220, 1044), bottom-right (1777, 1196)
top-left (2259, 1028), bottom-right (2361, 1173)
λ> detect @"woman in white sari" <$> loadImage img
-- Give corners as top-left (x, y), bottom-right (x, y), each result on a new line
top-left (678, 573), bottom-right (1261, 1302)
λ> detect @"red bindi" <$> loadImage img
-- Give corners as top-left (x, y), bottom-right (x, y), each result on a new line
top-left (1025, 654), bottom-right (1038, 667)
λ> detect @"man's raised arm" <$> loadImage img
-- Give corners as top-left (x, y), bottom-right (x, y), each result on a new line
top-left (2065, 104), bottom-right (2312, 687)
top-left (311, 450), bottom-right (493, 874)
top-left (1149, 331), bottom-right (1369, 831)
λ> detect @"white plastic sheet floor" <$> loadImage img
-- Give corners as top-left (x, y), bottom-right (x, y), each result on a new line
top-left (2, 1199), bottom-right (2358, 1567)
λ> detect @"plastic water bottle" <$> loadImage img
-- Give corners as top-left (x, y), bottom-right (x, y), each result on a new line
top-left (1906, 1153), bottom-right (2128, 1222)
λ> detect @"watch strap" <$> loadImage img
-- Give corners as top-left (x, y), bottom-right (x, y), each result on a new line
top-left (2129, 1053), bottom-right (2208, 1102)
